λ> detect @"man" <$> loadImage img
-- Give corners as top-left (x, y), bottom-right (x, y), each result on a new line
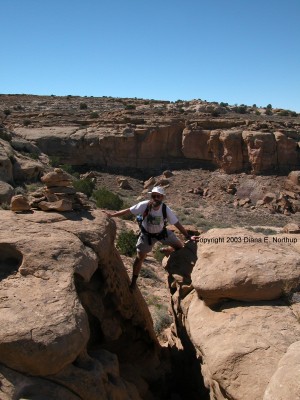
top-left (106, 186), bottom-right (191, 289)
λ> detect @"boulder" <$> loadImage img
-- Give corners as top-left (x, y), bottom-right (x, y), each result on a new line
top-left (188, 296), bottom-right (300, 400)
top-left (191, 228), bottom-right (300, 304)
top-left (283, 223), bottom-right (300, 234)
top-left (10, 194), bottom-right (31, 211)
top-left (263, 341), bottom-right (300, 400)
top-left (13, 156), bottom-right (44, 182)
top-left (287, 170), bottom-right (300, 186)
top-left (0, 209), bottom-right (159, 399)
top-left (38, 199), bottom-right (73, 211)
top-left (41, 168), bottom-right (73, 187)
top-left (0, 181), bottom-right (14, 204)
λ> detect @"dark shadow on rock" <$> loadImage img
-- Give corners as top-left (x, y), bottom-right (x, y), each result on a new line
top-left (0, 243), bottom-right (23, 281)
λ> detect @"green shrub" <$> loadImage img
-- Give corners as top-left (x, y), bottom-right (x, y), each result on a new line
top-left (60, 164), bottom-right (74, 174)
top-left (153, 245), bottom-right (166, 263)
top-left (154, 307), bottom-right (172, 334)
top-left (0, 202), bottom-right (10, 210)
top-left (49, 156), bottom-right (61, 167)
top-left (234, 106), bottom-right (247, 114)
top-left (73, 178), bottom-right (95, 197)
top-left (116, 230), bottom-right (137, 256)
top-left (92, 187), bottom-right (124, 210)
top-left (90, 112), bottom-right (99, 118)
top-left (278, 110), bottom-right (289, 116)
top-left (80, 103), bottom-right (88, 110)
top-left (140, 266), bottom-right (160, 281)
top-left (125, 104), bottom-right (136, 110)
top-left (0, 129), bottom-right (11, 141)
top-left (3, 109), bottom-right (11, 116)
top-left (23, 119), bottom-right (31, 126)
top-left (265, 109), bottom-right (273, 115)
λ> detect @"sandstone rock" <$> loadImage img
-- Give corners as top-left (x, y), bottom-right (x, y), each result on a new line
top-left (191, 228), bottom-right (300, 304)
top-left (144, 177), bottom-right (156, 189)
top-left (0, 218), bottom-right (92, 375)
top-left (263, 341), bottom-right (300, 400)
top-left (10, 194), bottom-right (31, 211)
top-left (163, 170), bottom-right (173, 178)
top-left (0, 181), bottom-right (14, 204)
top-left (262, 192), bottom-right (276, 203)
top-left (0, 209), bottom-right (159, 399)
top-left (45, 186), bottom-right (76, 195)
top-left (117, 178), bottom-right (132, 190)
top-left (188, 295), bottom-right (300, 400)
top-left (13, 155), bottom-right (44, 182)
top-left (10, 137), bottom-right (40, 154)
top-left (38, 199), bottom-right (73, 211)
top-left (287, 170), bottom-right (300, 186)
top-left (282, 223), bottom-right (300, 234)
top-left (243, 131), bottom-right (277, 174)
top-left (274, 131), bottom-right (299, 172)
top-left (238, 197), bottom-right (250, 206)
top-left (41, 168), bottom-right (73, 187)
top-left (12, 122), bottom-right (300, 174)
top-left (0, 139), bottom-right (13, 183)
top-left (0, 364), bottom-right (81, 400)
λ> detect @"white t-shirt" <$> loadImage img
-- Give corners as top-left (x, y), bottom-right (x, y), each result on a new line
top-left (130, 200), bottom-right (178, 234)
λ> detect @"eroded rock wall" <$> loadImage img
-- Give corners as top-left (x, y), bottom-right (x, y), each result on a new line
top-left (14, 123), bottom-right (300, 174)
top-left (165, 229), bottom-right (300, 400)
top-left (0, 209), bottom-right (164, 400)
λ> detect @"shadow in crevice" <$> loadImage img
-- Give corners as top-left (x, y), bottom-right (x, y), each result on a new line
top-left (0, 243), bottom-right (23, 281)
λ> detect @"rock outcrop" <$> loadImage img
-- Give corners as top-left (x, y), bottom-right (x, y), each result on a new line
top-left (165, 229), bottom-right (300, 400)
top-left (0, 209), bottom-right (165, 400)
top-left (13, 124), bottom-right (300, 174)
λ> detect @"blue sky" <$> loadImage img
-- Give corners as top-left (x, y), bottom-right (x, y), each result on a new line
top-left (1, 0), bottom-right (300, 111)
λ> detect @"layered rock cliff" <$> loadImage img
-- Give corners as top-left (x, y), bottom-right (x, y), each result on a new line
top-left (1, 94), bottom-right (299, 175)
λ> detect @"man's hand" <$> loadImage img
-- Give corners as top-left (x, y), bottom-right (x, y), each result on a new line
top-left (102, 210), bottom-right (114, 217)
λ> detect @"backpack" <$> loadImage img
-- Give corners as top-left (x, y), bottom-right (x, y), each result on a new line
top-left (137, 201), bottom-right (168, 244)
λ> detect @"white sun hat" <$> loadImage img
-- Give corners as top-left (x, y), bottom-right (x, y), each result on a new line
top-left (148, 186), bottom-right (165, 196)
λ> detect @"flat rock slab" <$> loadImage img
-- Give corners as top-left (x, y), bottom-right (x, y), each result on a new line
top-left (192, 228), bottom-right (300, 304)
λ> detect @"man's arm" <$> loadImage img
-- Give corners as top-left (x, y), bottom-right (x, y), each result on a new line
top-left (174, 221), bottom-right (190, 239)
top-left (104, 208), bottom-right (131, 218)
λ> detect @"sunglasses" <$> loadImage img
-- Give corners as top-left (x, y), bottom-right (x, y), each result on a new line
top-left (151, 194), bottom-right (163, 199)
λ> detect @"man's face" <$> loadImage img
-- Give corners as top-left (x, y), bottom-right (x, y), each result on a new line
top-left (151, 193), bottom-right (163, 207)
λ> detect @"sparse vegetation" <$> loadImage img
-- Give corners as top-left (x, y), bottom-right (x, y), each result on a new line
top-left (154, 306), bottom-right (172, 334)
top-left (49, 156), bottom-right (61, 168)
top-left (140, 266), bottom-right (161, 281)
top-left (0, 202), bottom-right (10, 210)
top-left (92, 187), bottom-right (124, 210)
top-left (80, 102), bottom-right (88, 110)
top-left (73, 178), bottom-right (95, 197)
top-left (116, 230), bottom-right (137, 256)
top-left (246, 226), bottom-right (277, 235)
top-left (0, 129), bottom-right (11, 141)
top-left (125, 104), bottom-right (136, 110)
top-left (90, 112), bottom-right (99, 118)
top-left (3, 109), bottom-right (11, 116)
